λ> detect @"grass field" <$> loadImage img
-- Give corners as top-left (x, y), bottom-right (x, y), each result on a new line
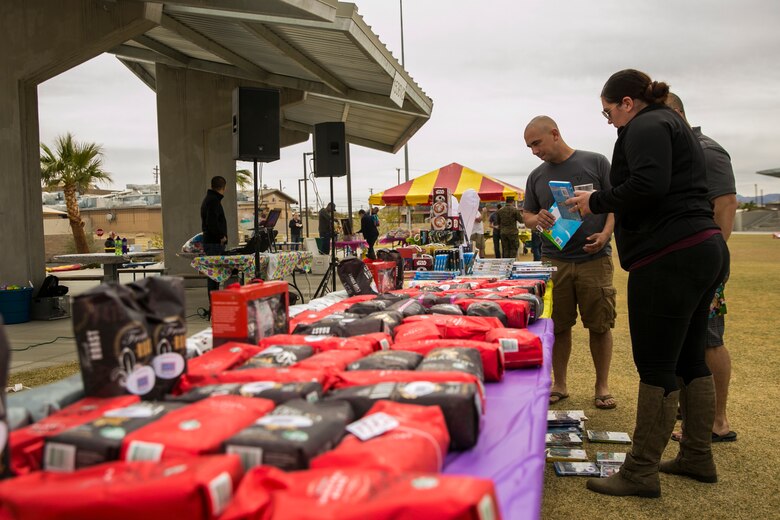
top-left (7, 234), bottom-right (780, 519)
top-left (540, 234), bottom-right (780, 519)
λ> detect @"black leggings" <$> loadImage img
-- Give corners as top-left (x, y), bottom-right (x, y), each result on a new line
top-left (627, 234), bottom-right (729, 393)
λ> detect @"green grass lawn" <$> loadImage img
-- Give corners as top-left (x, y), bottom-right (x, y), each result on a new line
top-left (541, 234), bottom-right (780, 519)
top-left (8, 234), bottom-right (780, 518)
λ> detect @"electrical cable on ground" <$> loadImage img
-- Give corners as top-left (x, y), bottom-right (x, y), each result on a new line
top-left (12, 336), bottom-right (75, 352)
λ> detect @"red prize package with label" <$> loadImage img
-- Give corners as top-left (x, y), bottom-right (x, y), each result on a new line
top-left (472, 286), bottom-right (530, 298)
top-left (120, 395), bottom-right (274, 462)
top-left (176, 342), bottom-right (264, 394)
top-left (355, 332), bottom-right (393, 351)
top-left (10, 395), bottom-right (140, 475)
top-left (221, 466), bottom-right (501, 520)
top-left (186, 342), bottom-right (263, 377)
top-left (327, 381), bottom-right (481, 451)
top-left (177, 366), bottom-right (329, 394)
top-left (478, 279), bottom-right (546, 297)
top-left (260, 334), bottom-right (376, 354)
top-left (363, 260), bottom-right (396, 294)
top-left (311, 401), bottom-right (449, 474)
top-left (454, 298), bottom-right (531, 329)
top-left (0, 455), bottom-right (243, 520)
top-left (329, 371), bottom-right (485, 415)
top-left (294, 349), bottom-right (367, 372)
top-left (210, 281), bottom-right (289, 347)
top-left (392, 339), bottom-right (504, 382)
top-left (484, 328), bottom-right (543, 368)
top-left (393, 320), bottom-right (443, 343)
top-left (402, 315), bottom-right (505, 341)
top-left (289, 295), bottom-right (377, 331)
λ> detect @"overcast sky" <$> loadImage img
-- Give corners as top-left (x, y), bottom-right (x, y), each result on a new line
top-left (38, 0), bottom-right (780, 209)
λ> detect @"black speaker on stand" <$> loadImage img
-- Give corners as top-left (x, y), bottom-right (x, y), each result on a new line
top-left (232, 87), bottom-right (280, 280)
top-left (312, 122), bottom-right (349, 298)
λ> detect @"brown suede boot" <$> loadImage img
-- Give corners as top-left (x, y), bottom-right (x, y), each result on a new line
top-left (587, 383), bottom-right (679, 498)
top-left (659, 375), bottom-right (718, 483)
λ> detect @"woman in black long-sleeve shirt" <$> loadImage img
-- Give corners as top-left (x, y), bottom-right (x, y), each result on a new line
top-left (569, 69), bottom-right (728, 498)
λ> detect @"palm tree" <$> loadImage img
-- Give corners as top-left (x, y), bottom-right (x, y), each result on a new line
top-left (40, 133), bottom-right (112, 253)
top-left (236, 168), bottom-right (252, 191)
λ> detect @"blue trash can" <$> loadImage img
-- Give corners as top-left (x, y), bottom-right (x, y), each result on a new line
top-left (0, 287), bottom-right (34, 324)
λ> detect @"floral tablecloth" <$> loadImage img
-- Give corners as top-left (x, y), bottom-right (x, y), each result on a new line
top-left (190, 254), bottom-right (256, 283)
top-left (265, 250), bottom-right (313, 279)
top-left (190, 251), bottom-right (313, 282)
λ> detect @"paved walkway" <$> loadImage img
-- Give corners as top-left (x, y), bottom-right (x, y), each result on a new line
top-left (5, 268), bottom-right (329, 374)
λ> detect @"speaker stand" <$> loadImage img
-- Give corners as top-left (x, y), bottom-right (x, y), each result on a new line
top-left (312, 176), bottom-right (339, 299)
top-left (253, 159), bottom-right (262, 279)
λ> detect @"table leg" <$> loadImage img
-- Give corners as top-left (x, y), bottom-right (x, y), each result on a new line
top-left (290, 270), bottom-right (305, 304)
top-left (103, 264), bottom-right (119, 284)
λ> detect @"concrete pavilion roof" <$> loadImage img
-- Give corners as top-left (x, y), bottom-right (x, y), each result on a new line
top-left (112, 0), bottom-right (433, 153)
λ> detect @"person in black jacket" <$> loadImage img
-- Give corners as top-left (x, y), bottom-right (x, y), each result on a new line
top-left (358, 208), bottom-right (379, 260)
top-left (568, 69), bottom-right (728, 498)
top-left (318, 202), bottom-right (336, 255)
top-left (200, 175), bottom-right (228, 299)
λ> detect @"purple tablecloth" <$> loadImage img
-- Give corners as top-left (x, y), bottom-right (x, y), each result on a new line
top-left (443, 318), bottom-right (554, 520)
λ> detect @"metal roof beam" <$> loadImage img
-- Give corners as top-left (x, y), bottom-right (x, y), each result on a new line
top-left (112, 44), bottom-right (185, 68)
top-left (162, 2), bottom-right (432, 115)
top-left (391, 117), bottom-right (428, 154)
top-left (133, 35), bottom-right (191, 65)
top-left (311, 92), bottom-right (424, 118)
top-left (160, 13), bottom-right (271, 79)
top-left (154, 0), bottom-right (338, 22)
top-left (240, 21), bottom-right (347, 94)
top-left (117, 58), bottom-right (157, 91)
top-left (112, 45), bottom-right (427, 119)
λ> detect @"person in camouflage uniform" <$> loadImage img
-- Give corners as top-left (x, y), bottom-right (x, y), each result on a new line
top-left (496, 197), bottom-right (524, 258)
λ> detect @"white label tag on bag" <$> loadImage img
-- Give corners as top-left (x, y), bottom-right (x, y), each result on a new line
top-left (346, 412), bottom-right (399, 441)
top-left (498, 338), bottom-right (519, 353)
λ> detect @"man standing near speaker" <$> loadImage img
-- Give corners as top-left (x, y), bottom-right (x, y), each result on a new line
top-left (200, 176), bottom-right (228, 312)
top-left (358, 209), bottom-right (379, 260)
top-left (319, 202), bottom-right (336, 255)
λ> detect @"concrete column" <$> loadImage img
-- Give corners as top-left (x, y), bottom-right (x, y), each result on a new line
top-left (156, 66), bottom-right (308, 278)
top-left (0, 0), bottom-right (159, 288)
top-left (156, 66), bottom-right (240, 277)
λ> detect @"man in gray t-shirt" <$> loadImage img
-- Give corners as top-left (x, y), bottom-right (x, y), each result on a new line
top-left (522, 115), bottom-right (617, 410)
top-left (666, 93), bottom-right (738, 444)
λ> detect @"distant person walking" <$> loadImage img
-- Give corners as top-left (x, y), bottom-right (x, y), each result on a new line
top-left (358, 209), bottom-right (379, 259)
top-left (471, 211), bottom-right (486, 257)
top-left (489, 204), bottom-right (502, 258)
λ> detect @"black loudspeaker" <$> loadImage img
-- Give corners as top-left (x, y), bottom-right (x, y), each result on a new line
top-left (232, 87), bottom-right (280, 162)
top-left (313, 122), bottom-right (348, 177)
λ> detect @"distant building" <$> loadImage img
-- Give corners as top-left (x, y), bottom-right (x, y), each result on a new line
top-left (42, 184), bottom-right (302, 254)
top-left (237, 188), bottom-right (298, 241)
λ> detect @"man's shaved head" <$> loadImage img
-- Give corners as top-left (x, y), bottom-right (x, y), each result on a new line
top-left (523, 115), bottom-right (573, 165)
top-left (665, 92), bottom-right (685, 114)
top-left (525, 115), bottom-right (559, 134)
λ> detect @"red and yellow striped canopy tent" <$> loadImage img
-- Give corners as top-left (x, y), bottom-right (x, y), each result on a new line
top-left (368, 162), bottom-right (524, 206)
